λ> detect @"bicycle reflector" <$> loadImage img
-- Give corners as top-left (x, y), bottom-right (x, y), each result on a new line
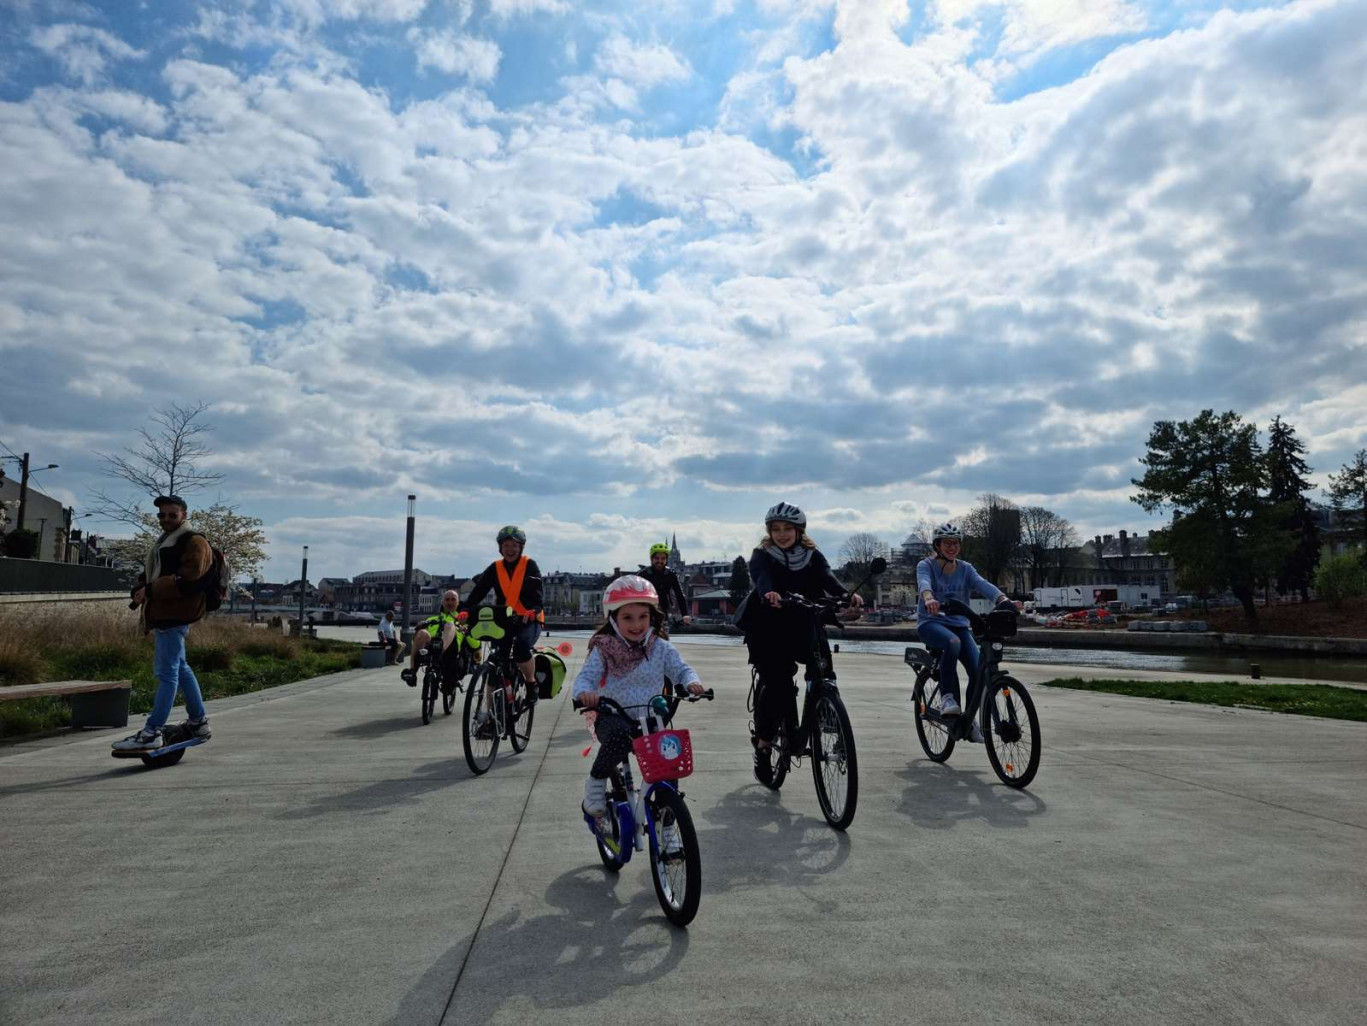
top-left (556, 641), bottom-right (573, 656)
top-left (633, 730), bottom-right (693, 783)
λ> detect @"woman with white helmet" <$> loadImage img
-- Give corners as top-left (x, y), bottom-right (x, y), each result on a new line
top-left (734, 502), bottom-right (862, 785)
top-left (916, 522), bottom-right (1017, 739)
top-left (571, 575), bottom-right (706, 818)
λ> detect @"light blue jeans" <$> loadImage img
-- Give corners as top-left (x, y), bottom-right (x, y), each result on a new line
top-left (147, 625), bottom-right (206, 730)
top-left (916, 619), bottom-right (980, 706)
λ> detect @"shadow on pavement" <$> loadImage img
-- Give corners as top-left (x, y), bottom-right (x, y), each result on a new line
top-left (277, 758), bottom-right (475, 819)
top-left (697, 784), bottom-right (851, 899)
top-left (0, 765), bottom-right (130, 797)
top-left (329, 715), bottom-right (429, 740)
top-left (428, 866), bottom-right (689, 1025)
top-left (381, 929), bottom-right (475, 1026)
top-left (894, 762), bottom-right (1046, 829)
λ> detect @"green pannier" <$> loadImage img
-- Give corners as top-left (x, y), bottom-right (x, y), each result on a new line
top-left (533, 647), bottom-right (567, 699)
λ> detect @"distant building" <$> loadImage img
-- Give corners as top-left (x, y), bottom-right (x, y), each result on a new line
top-left (897, 533), bottom-right (932, 565)
top-left (340, 568), bottom-right (436, 612)
top-left (1058, 530), bottom-right (1177, 596)
top-left (0, 476), bottom-right (72, 562)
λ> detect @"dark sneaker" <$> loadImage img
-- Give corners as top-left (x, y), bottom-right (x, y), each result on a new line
top-left (112, 728), bottom-right (163, 752)
top-left (180, 717), bottom-right (212, 740)
top-left (522, 683), bottom-right (538, 705)
top-left (752, 745), bottom-right (773, 785)
top-left (400, 668), bottom-right (417, 687)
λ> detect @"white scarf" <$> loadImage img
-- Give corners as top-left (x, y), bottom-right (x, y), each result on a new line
top-left (763, 541), bottom-right (814, 572)
top-left (145, 522), bottom-right (194, 582)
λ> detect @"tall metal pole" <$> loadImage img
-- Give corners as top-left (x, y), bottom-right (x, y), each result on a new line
top-left (17, 452), bottom-right (29, 531)
top-left (299, 545), bottom-right (309, 635)
top-left (401, 494), bottom-right (416, 639)
top-left (251, 576), bottom-right (259, 623)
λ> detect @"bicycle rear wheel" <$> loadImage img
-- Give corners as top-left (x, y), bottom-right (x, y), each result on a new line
top-left (648, 787), bottom-right (701, 927)
top-left (442, 680), bottom-right (457, 716)
top-left (984, 676), bottom-right (1040, 788)
top-left (811, 690), bottom-right (858, 831)
top-left (508, 676), bottom-right (534, 753)
top-left (462, 664), bottom-right (500, 775)
top-left (421, 668), bottom-right (438, 725)
top-left (752, 681), bottom-right (789, 791)
top-left (913, 678), bottom-right (956, 763)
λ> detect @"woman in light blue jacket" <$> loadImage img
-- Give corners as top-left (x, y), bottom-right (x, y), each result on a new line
top-left (916, 522), bottom-right (1016, 738)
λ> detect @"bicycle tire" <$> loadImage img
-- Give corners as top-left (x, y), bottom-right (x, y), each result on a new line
top-left (507, 675), bottom-right (534, 753)
top-left (751, 681), bottom-right (789, 791)
top-left (442, 680), bottom-right (456, 716)
top-left (811, 691), bottom-right (858, 831)
top-left (462, 663), bottom-right (499, 775)
top-left (913, 678), bottom-right (956, 763)
top-left (421, 668), bottom-right (437, 725)
top-left (983, 676), bottom-right (1040, 788)
top-left (648, 788), bottom-right (701, 927)
top-left (595, 772), bottom-right (626, 871)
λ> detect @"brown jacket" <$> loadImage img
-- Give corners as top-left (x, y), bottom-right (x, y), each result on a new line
top-left (136, 533), bottom-right (212, 630)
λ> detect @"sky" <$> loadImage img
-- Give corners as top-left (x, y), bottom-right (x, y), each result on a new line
top-left (1, 0), bottom-right (1364, 583)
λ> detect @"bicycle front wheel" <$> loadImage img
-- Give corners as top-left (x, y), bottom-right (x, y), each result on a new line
top-left (508, 677), bottom-right (534, 753)
top-left (442, 680), bottom-right (457, 716)
top-left (984, 676), bottom-right (1040, 788)
top-left (913, 678), bottom-right (955, 763)
top-left (811, 691), bottom-right (858, 831)
top-left (421, 669), bottom-right (437, 725)
top-left (462, 664), bottom-right (500, 775)
top-left (648, 788), bottom-right (701, 927)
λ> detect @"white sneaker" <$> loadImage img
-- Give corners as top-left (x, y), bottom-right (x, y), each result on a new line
top-left (937, 694), bottom-right (962, 717)
top-left (582, 776), bottom-right (607, 818)
top-left (180, 717), bottom-right (212, 740)
top-left (968, 721), bottom-right (984, 743)
top-left (111, 727), bottom-right (162, 751)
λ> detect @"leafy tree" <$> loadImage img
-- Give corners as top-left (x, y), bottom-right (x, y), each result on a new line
top-left (89, 402), bottom-right (225, 527)
top-left (960, 493), bottom-right (1021, 587)
top-left (1018, 506), bottom-right (1079, 590)
top-left (1132, 410), bottom-right (1292, 625)
top-left (1, 527), bottom-right (40, 559)
top-left (727, 556), bottom-right (751, 605)
top-left (1327, 449), bottom-right (1367, 563)
top-left (1312, 553), bottom-right (1367, 608)
top-left (1265, 416), bottom-right (1320, 599)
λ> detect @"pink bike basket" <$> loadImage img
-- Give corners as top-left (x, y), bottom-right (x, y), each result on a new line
top-left (632, 729), bottom-right (694, 784)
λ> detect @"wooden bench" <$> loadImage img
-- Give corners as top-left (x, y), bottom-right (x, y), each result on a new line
top-left (0, 680), bottom-right (132, 728)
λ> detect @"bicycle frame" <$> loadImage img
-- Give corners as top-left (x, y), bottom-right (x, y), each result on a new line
top-left (583, 706), bottom-right (683, 865)
top-left (911, 604), bottom-right (1018, 740)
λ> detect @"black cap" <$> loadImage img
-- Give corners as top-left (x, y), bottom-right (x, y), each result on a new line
top-left (154, 495), bottom-right (187, 511)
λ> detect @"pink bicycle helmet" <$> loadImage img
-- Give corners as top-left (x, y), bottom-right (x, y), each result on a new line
top-left (603, 574), bottom-right (659, 615)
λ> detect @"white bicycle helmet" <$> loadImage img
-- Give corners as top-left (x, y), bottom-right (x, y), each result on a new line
top-left (764, 501), bottom-right (806, 530)
top-left (931, 522), bottom-right (962, 551)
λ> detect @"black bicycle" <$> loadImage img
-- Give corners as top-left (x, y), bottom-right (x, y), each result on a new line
top-left (461, 606), bottom-right (536, 775)
top-left (748, 591), bottom-right (867, 831)
top-left (904, 598), bottom-right (1041, 788)
top-left (417, 628), bottom-right (471, 725)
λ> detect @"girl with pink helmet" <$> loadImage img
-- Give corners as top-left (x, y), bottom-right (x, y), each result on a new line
top-left (571, 574), bottom-right (707, 819)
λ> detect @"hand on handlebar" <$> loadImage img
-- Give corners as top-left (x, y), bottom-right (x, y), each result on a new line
top-left (765, 591), bottom-right (782, 608)
top-left (925, 598), bottom-right (942, 617)
top-left (686, 682), bottom-right (706, 696)
top-left (578, 691), bottom-right (600, 710)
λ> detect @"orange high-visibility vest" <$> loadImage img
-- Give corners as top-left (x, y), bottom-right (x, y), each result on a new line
top-left (494, 557), bottom-right (543, 622)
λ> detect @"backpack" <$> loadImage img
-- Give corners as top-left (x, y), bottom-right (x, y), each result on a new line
top-left (184, 532), bottom-right (230, 612)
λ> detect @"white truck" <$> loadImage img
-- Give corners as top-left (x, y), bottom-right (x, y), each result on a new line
top-left (1031, 585), bottom-right (1160, 611)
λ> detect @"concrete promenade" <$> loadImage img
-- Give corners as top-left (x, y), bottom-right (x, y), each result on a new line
top-left (2, 647), bottom-right (1364, 1026)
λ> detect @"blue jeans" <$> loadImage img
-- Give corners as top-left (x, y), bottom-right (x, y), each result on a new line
top-left (147, 625), bottom-right (206, 730)
top-left (916, 620), bottom-right (979, 706)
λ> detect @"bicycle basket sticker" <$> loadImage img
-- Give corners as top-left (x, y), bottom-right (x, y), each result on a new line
top-left (658, 734), bottom-right (682, 761)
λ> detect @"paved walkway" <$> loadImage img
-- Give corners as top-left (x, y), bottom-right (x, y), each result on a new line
top-left (2, 647), bottom-right (1364, 1026)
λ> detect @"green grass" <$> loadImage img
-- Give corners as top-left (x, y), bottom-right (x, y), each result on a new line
top-left (0, 606), bottom-right (360, 739)
top-left (1041, 678), bottom-right (1367, 722)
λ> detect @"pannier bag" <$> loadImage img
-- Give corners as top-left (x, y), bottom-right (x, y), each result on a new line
top-left (532, 647), bottom-right (567, 699)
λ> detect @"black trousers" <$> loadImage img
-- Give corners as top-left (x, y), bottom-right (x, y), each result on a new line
top-left (747, 634), bottom-right (831, 744)
top-left (590, 710), bottom-right (635, 779)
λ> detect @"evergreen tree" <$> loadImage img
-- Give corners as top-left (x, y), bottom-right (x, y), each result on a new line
top-left (727, 555), bottom-right (751, 605)
top-left (1132, 410), bottom-right (1292, 625)
top-left (1327, 449), bottom-right (1367, 563)
top-left (1265, 416), bottom-right (1320, 600)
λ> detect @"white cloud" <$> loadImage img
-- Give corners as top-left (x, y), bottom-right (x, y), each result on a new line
top-left (594, 34), bottom-right (692, 88)
top-left (488, 0), bottom-right (569, 18)
top-left (408, 27), bottom-right (502, 81)
top-left (29, 23), bottom-right (144, 85)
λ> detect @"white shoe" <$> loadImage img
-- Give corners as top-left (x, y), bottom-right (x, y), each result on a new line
top-left (968, 721), bottom-right (984, 743)
top-left (111, 727), bottom-right (162, 751)
top-left (582, 777), bottom-right (607, 818)
top-left (937, 694), bottom-right (962, 717)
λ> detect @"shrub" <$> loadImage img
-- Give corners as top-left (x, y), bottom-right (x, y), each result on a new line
top-left (1, 528), bottom-right (40, 559)
top-left (0, 635), bottom-right (44, 686)
top-left (189, 644), bottom-right (234, 671)
top-left (1314, 553), bottom-right (1367, 608)
top-left (57, 640), bottom-right (147, 679)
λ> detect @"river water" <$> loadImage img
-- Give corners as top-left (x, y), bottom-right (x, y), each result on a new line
top-left (314, 626), bottom-right (1367, 684)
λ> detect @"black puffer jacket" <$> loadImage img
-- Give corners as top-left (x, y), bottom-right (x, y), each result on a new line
top-left (733, 545), bottom-right (845, 638)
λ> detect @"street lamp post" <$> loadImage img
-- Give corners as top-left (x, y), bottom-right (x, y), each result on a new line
top-left (401, 495), bottom-right (416, 640)
top-left (14, 453), bottom-right (59, 532)
top-left (299, 545), bottom-right (309, 636)
top-left (251, 576), bottom-right (260, 623)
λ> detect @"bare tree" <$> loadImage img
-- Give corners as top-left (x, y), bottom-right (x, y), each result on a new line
top-left (88, 402), bottom-right (224, 526)
top-left (1018, 506), bottom-right (1079, 589)
top-left (839, 533), bottom-right (886, 570)
top-left (960, 493), bottom-right (1022, 588)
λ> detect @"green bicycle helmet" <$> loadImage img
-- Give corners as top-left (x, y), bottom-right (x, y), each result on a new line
top-left (649, 542), bottom-right (671, 557)
top-left (496, 525), bottom-right (526, 547)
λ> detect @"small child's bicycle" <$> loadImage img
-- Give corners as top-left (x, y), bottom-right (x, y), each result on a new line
top-left (576, 685), bottom-right (714, 927)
